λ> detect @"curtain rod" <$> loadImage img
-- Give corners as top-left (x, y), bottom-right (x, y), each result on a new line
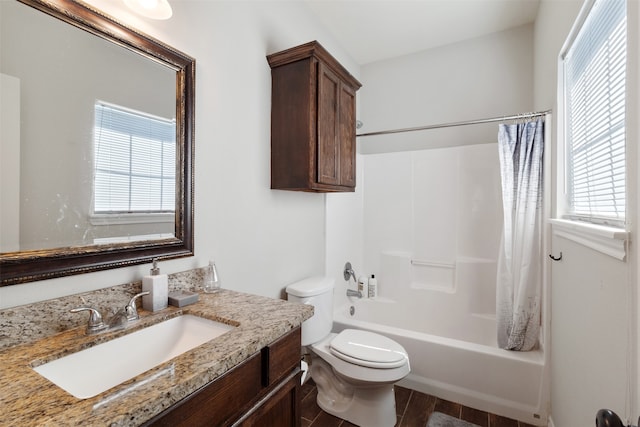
top-left (356, 110), bottom-right (551, 138)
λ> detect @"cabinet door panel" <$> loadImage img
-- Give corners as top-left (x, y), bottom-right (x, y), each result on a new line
top-left (262, 327), bottom-right (301, 387)
top-left (317, 63), bottom-right (340, 186)
top-left (236, 371), bottom-right (301, 427)
top-left (143, 354), bottom-right (262, 427)
top-left (270, 59), bottom-right (315, 190)
top-left (339, 84), bottom-right (356, 187)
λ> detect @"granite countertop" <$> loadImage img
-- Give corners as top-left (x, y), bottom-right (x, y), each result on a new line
top-left (0, 289), bottom-right (313, 426)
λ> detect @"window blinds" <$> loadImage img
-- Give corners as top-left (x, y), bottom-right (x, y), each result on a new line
top-left (564, 0), bottom-right (626, 226)
top-left (94, 102), bottom-right (176, 213)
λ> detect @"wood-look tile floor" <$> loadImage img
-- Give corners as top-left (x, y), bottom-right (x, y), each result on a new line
top-left (300, 380), bottom-right (539, 427)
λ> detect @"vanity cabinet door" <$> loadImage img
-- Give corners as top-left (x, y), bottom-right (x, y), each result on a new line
top-left (236, 370), bottom-right (301, 427)
top-left (143, 327), bottom-right (301, 427)
top-left (268, 41), bottom-right (361, 193)
top-left (143, 353), bottom-right (263, 427)
top-left (262, 325), bottom-right (302, 387)
top-left (237, 326), bottom-right (301, 426)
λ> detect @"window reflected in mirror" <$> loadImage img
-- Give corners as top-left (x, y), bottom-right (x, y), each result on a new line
top-left (91, 101), bottom-right (176, 244)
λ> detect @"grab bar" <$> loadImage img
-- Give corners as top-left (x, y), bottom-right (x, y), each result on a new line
top-left (410, 259), bottom-right (455, 269)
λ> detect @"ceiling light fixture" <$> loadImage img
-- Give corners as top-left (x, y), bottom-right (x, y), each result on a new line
top-left (123, 0), bottom-right (173, 20)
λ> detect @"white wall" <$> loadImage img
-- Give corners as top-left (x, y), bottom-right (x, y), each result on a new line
top-left (534, 1), bottom-right (638, 425)
top-left (0, 0), bottom-right (360, 308)
top-left (357, 24), bottom-right (534, 155)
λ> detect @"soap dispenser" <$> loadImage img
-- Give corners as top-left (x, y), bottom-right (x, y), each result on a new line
top-left (142, 258), bottom-right (168, 311)
top-left (202, 260), bottom-right (221, 293)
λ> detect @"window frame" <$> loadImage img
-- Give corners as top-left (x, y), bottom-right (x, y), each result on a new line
top-left (554, 0), bottom-right (630, 260)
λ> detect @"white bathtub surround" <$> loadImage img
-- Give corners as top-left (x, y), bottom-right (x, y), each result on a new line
top-left (496, 119), bottom-right (545, 351)
top-left (377, 252), bottom-right (497, 343)
top-left (361, 144), bottom-right (503, 297)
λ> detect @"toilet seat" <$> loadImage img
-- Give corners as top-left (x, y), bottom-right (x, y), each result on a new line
top-left (310, 331), bottom-right (410, 384)
top-left (330, 329), bottom-right (408, 369)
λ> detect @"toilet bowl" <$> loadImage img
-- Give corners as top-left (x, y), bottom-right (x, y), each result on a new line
top-left (313, 329), bottom-right (410, 381)
top-left (286, 276), bottom-right (410, 427)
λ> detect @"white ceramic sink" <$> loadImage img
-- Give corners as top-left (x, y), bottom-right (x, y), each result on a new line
top-left (33, 315), bottom-right (235, 399)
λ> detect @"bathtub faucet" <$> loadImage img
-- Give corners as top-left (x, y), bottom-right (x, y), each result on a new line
top-left (346, 289), bottom-right (363, 298)
top-left (343, 262), bottom-right (357, 283)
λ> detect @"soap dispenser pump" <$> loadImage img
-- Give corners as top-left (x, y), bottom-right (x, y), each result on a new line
top-left (142, 258), bottom-right (168, 312)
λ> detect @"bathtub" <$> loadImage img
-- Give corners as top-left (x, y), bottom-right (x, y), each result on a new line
top-left (333, 296), bottom-right (547, 426)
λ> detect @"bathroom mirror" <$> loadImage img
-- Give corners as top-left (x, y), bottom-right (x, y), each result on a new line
top-left (0, 0), bottom-right (195, 286)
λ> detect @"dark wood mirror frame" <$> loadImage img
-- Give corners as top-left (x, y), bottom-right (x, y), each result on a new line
top-left (0, 0), bottom-right (195, 286)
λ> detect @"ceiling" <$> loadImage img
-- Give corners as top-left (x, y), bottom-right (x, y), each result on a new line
top-left (303, 0), bottom-right (541, 65)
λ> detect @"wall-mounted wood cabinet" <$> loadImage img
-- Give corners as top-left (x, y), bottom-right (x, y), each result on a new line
top-left (267, 41), bottom-right (362, 192)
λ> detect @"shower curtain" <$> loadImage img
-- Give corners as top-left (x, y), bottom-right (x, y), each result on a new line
top-left (496, 118), bottom-right (544, 351)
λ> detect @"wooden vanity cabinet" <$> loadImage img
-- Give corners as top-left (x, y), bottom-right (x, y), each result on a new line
top-left (143, 327), bottom-right (302, 427)
top-left (268, 41), bottom-right (362, 192)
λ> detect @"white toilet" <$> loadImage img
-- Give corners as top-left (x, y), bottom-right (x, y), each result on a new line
top-left (286, 276), bottom-right (410, 427)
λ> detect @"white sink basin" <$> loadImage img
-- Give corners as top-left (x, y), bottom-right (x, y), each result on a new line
top-left (33, 315), bottom-right (235, 399)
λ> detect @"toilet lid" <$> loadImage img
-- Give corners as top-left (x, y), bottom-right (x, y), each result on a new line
top-left (329, 329), bottom-right (408, 369)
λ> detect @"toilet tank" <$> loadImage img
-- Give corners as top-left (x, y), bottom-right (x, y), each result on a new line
top-left (286, 276), bottom-right (334, 346)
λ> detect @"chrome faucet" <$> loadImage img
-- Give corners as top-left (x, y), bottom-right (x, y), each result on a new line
top-left (70, 291), bottom-right (149, 334)
top-left (343, 262), bottom-right (357, 283)
top-left (346, 289), bottom-right (363, 298)
top-left (343, 262), bottom-right (362, 298)
top-left (124, 292), bottom-right (149, 321)
top-left (69, 307), bottom-right (108, 334)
